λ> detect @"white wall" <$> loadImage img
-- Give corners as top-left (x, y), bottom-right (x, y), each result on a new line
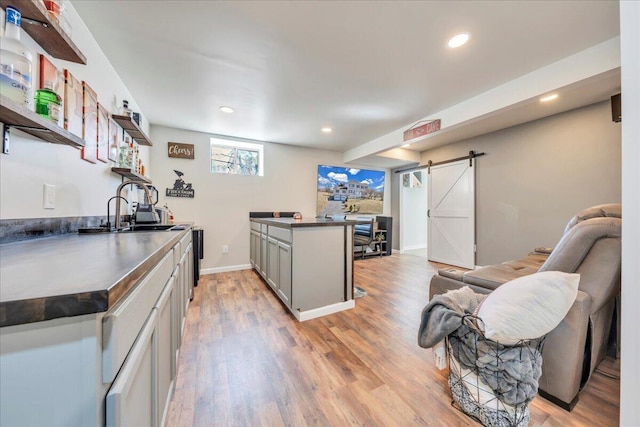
top-left (620, 1), bottom-right (640, 425)
top-left (0, 4), bottom-right (148, 220)
top-left (149, 125), bottom-right (390, 272)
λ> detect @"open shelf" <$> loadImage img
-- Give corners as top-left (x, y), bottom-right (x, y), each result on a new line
top-left (112, 115), bottom-right (153, 146)
top-left (0, 94), bottom-right (85, 148)
top-left (0, 0), bottom-right (86, 64)
top-left (111, 167), bottom-right (152, 183)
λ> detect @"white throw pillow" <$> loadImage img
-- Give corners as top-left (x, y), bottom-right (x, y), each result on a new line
top-left (477, 271), bottom-right (580, 345)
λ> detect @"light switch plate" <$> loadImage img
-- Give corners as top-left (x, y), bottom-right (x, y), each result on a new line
top-left (43, 184), bottom-right (55, 209)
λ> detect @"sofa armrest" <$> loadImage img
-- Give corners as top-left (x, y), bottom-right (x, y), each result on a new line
top-left (428, 274), bottom-right (493, 300)
top-left (538, 290), bottom-right (592, 409)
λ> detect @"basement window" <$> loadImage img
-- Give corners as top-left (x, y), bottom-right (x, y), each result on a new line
top-left (210, 138), bottom-right (263, 176)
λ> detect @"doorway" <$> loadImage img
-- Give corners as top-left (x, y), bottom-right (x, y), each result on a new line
top-left (400, 169), bottom-right (429, 257)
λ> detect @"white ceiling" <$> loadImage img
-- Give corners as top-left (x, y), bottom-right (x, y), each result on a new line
top-left (71, 0), bottom-right (620, 168)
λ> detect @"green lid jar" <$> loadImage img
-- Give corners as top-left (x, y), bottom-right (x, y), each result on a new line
top-left (34, 82), bottom-right (62, 122)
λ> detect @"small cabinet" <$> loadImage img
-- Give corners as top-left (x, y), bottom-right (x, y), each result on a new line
top-left (260, 233), bottom-right (268, 278)
top-left (106, 310), bottom-right (158, 427)
top-left (277, 241), bottom-right (292, 304)
top-left (267, 237), bottom-right (279, 291)
top-left (155, 278), bottom-right (175, 427)
top-left (265, 227), bottom-right (292, 306)
top-left (250, 230), bottom-right (260, 268)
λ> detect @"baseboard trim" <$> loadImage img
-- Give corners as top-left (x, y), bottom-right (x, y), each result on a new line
top-left (294, 300), bottom-right (356, 322)
top-left (200, 264), bottom-right (252, 275)
top-left (400, 244), bottom-right (428, 252)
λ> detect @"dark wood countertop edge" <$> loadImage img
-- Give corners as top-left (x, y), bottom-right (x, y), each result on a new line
top-left (250, 218), bottom-right (364, 228)
top-left (106, 230), bottom-right (186, 308)
top-left (0, 229), bottom-right (189, 328)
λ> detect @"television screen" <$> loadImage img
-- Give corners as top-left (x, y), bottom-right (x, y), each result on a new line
top-left (317, 165), bottom-right (385, 215)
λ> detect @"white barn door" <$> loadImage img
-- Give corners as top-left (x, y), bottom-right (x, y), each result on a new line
top-left (428, 159), bottom-right (475, 269)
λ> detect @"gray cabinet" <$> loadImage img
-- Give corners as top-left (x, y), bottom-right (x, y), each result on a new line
top-left (267, 237), bottom-right (279, 291)
top-left (266, 236), bottom-right (292, 305)
top-left (260, 233), bottom-right (268, 278)
top-left (249, 219), bottom-right (354, 321)
top-left (155, 277), bottom-right (175, 427)
top-left (106, 310), bottom-right (158, 427)
top-left (0, 229), bottom-right (193, 427)
top-left (277, 241), bottom-right (292, 305)
top-left (250, 223), bottom-right (260, 269)
top-left (251, 224), bottom-right (269, 280)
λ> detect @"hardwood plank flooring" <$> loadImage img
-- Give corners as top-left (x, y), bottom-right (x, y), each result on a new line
top-left (166, 255), bottom-right (620, 426)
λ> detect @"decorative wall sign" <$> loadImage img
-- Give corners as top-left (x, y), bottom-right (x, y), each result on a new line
top-left (166, 170), bottom-right (195, 198)
top-left (168, 142), bottom-right (195, 159)
top-left (403, 119), bottom-right (441, 142)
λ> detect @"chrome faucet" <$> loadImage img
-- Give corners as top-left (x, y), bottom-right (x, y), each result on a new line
top-left (114, 180), bottom-right (156, 230)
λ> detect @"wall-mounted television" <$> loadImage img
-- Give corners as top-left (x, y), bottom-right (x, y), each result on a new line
top-left (316, 165), bottom-right (385, 215)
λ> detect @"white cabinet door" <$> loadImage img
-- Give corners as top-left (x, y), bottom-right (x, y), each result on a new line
top-left (277, 241), bottom-right (292, 305)
top-left (106, 310), bottom-right (158, 427)
top-left (155, 278), bottom-right (175, 427)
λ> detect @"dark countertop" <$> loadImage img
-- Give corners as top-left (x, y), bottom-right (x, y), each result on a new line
top-left (0, 228), bottom-right (190, 328)
top-left (250, 217), bottom-right (366, 228)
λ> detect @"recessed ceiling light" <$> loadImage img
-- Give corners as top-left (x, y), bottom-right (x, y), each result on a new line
top-left (402, 143), bottom-right (411, 148)
top-left (321, 127), bottom-right (332, 133)
top-left (540, 94), bottom-right (559, 102)
top-left (448, 33), bottom-right (470, 48)
top-left (220, 106), bottom-right (235, 113)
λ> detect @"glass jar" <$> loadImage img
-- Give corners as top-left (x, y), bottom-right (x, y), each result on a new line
top-left (34, 82), bottom-right (62, 122)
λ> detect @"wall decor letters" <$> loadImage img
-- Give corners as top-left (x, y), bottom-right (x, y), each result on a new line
top-left (168, 142), bottom-right (195, 159)
top-left (403, 119), bottom-right (441, 142)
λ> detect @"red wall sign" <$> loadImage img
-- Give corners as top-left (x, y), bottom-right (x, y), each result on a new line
top-left (403, 119), bottom-right (441, 142)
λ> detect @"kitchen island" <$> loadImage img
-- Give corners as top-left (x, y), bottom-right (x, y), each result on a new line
top-left (0, 226), bottom-right (194, 427)
top-left (249, 216), bottom-right (357, 321)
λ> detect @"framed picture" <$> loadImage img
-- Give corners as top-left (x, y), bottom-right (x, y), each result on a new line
top-left (39, 54), bottom-right (64, 127)
top-left (97, 103), bottom-right (109, 163)
top-left (316, 165), bottom-right (385, 215)
top-left (80, 81), bottom-right (97, 164)
top-left (63, 69), bottom-right (83, 141)
top-left (108, 117), bottom-right (121, 162)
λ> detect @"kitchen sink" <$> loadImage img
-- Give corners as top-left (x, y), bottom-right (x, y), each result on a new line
top-left (79, 224), bottom-right (188, 234)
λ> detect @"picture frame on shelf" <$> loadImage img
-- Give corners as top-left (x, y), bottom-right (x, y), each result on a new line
top-left (97, 103), bottom-right (109, 163)
top-left (63, 69), bottom-right (83, 142)
top-left (80, 81), bottom-right (97, 164)
top-left (108, 117), bottom-right (120, 162)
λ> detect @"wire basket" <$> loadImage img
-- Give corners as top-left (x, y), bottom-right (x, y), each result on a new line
top-left (446, 315), bottom-right (545, 427)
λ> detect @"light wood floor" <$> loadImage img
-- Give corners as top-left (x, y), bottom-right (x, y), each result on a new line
top-left (166, 254), bottom-right (620, 427)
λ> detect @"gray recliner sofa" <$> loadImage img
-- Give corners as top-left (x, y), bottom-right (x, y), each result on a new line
top-left (428, 204), bottom-right (621, 410)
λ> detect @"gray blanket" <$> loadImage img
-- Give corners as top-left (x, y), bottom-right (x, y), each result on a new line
top-left (418, 287), bottom-right (543, 406)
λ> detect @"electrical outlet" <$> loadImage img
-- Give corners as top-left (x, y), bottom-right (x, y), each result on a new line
top-left (43, 184), bottom-right (55, 209)
top-left (222, 245), bottom-right (229, 254)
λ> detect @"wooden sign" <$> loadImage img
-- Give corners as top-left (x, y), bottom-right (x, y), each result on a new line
top-left (403, 119), bottom-right (441, 142)
top-left (168, 142), bottom-right (195, 159)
